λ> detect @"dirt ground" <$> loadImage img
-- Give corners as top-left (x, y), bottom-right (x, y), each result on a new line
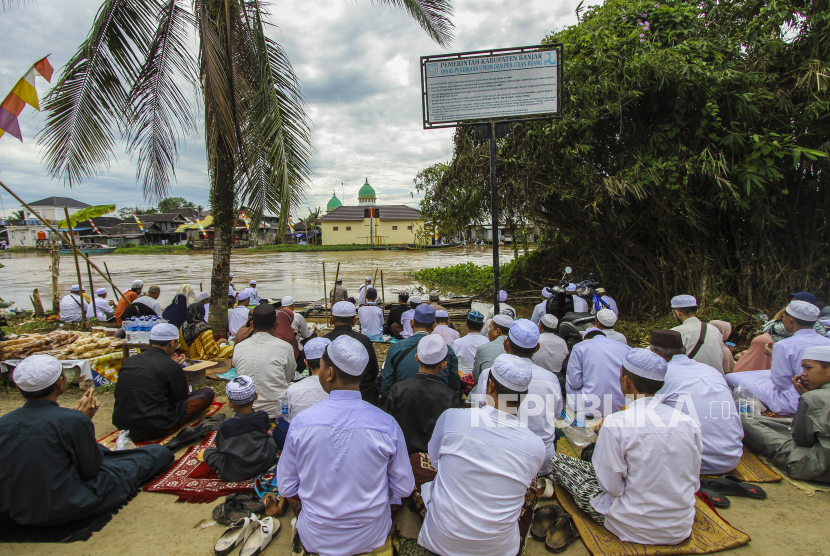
top-left (1, 386), bottom-right (829, 556)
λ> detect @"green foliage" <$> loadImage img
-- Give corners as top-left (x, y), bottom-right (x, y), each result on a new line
top-left (113, 244), bottom-right (188, 254)
top-left (410, 262), bottom-right (516, 295)
top-left (248, 244), bottom-right (376, 253)
top-left (157, 197), bottom-right (196, 213)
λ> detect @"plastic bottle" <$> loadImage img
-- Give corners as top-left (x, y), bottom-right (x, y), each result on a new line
top-left (142, 318), bottom-right (151, 343)
top-left (282, 396), bottom-right (289, 420)
top-left (128, 318), bottom-right (136, 342)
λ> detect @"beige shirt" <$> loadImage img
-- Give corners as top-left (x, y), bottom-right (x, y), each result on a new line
top-left (231, 332), bottom-right (296, 417)
top-left (671, 317), bottom-right (725, 375)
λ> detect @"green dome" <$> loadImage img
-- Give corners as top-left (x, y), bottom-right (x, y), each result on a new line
top-left (327, 192), bottom-right (342, 212)
top-left (358, 177), bottom-right (376, 201)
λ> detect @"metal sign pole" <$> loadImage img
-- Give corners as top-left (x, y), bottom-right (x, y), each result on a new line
top-left (489, 120), bottom-right (500, 313)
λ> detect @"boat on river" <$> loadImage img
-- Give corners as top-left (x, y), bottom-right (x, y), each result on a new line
top-left (60, 243), bottom-right (117, 255)
top-left (403, 241), bottom-right (465, 250)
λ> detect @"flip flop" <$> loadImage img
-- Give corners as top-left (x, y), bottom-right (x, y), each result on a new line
top-left (227, 493), bottom-right (266, 514)
top-left (239, 516), bottom-right (278, 556)
top-left (261, 493), bottom-right (278, 517)
top-left (545, 513), bottom-right (580, 553)
top-left (531, 505), bottom-right (563, 541)
top-left (702, 476), bottom-right (767, 499)
top-left (214, 516), bottom-right (255, 556)
top-left (699, 487), bottom-right (730, 509)
top-left (212, 500), bottom-right (249, 525)
top-left (536, 477), bottom-right (556, 499)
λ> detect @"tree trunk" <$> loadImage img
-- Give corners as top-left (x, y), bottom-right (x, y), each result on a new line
top-left (208, 142), bottom-right (235, 335)
top-left (50, 244), bottom-right (60, 313)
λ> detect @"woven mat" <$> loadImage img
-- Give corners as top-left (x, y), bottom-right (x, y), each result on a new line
top-left (96, 401), bottom-right (225, 449)
top-left (142, 431), bottom-right (257, 503)
top-left (701, 447), bottom-right (782, 483)
top-left (556, 434), bottom-right (581, 458)
top-left (754, 454), bottom-right (830, 495)
top-left (556, 488), bottom-right (751, 556)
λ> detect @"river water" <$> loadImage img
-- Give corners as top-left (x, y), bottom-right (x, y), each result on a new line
top-left (0, 246), bottom-right (522, 310)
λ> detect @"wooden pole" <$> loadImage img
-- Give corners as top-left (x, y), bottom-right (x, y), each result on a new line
top-left (331, 262), bottom-right (341, 305)
top-left (380, 270), bottom-right (385, 310)
top-left (322, 262), bottom-right (329, 324)
top-left (103, 261), bottom-right (120, 301)
top-left (86, 261), bottom-right (98, 320)
top-left (32, 288), bottom-right (44, 317)
top-left (372, 268), bottom-right (378, 289)
top-left (64, 206), bottom-right (86, 327)
top-left (50, 243), bottom-right (60, 313)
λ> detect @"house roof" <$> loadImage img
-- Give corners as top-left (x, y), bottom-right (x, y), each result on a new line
top-left (320, 205), bottom-right (421, 222)
top-left (75, 217), bottom-right (124, 229)
top-left (99, 222), bottom-right (157, 236)
top-left (27, 196), bottom-right (92, 208)
top-left (139, 213), bottom-right (190, 223)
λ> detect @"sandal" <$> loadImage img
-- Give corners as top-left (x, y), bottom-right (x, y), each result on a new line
top-left (536, 477), bottom-right (556, 499)
top-left (701, 476), bottom-right (767, 499)
top-left (214, 516), bottom-right (255, 556)
top-left (545, 513), bottom-right (580, 553)
top-left (212, 500), bottom-right (249, 525)
top-left (699, 487), bottom-right (730, 509)
top-left (239, 516), bottom-right (278, 556)
top-left (227, 493), bottom-right (266, 514)
top-left (531, 505), bottom-right (563, 541)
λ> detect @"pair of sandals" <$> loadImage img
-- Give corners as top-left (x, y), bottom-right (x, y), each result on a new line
top-left (531, 504), bottom-right (579, 553)
top-left (213, 494), bottom-right (267, 525)
top-left (214, 514), bottom-right (278, 556)
top-left (699, 475), bottom-right (767, 509)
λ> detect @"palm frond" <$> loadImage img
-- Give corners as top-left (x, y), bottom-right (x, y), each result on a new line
top-left (371, 0), bottom-right (455, 47)
top-left (37, 0), bottom-right (161, 185)
top-left (1, 0), bottom-right (34, 12)
top-left (126, 0), bottom-right (198, 201)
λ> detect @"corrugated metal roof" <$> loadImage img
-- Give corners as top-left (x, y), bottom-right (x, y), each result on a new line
top-left (28, 196), bottom-right (92, 208)
top-left (320, 205), bottom-right (420, 222)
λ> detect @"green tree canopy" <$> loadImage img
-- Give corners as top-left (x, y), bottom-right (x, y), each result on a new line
top-left (157, 196), bottom-right (196, 212)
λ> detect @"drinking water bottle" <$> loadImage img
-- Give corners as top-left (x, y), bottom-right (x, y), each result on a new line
top-left (282, 397), bottom-right (289, 419)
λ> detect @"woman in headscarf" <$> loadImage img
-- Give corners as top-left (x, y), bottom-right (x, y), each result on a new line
top-left (179, 303), bottom-right (234, 360)
top-left (162, 284), bottom-right (197, 328)
top-left (710, 320), bottom-right (736, 374)
top-left (276, 308), bottom-right (300, 360)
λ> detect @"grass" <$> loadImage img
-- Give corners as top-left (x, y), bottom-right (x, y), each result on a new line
top-left (112, 245), bottom-right (189, 255)
top-left (409, 262), bottom-right (515, 295)
top-left (248, 244), bottom-right (377, 252)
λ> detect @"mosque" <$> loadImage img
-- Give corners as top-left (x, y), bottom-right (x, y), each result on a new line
top-left (319, 178), bottom-right (423, 245)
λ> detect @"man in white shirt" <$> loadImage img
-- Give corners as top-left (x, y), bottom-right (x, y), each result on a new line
top-left (650, 329), bottom-right (743, 475)
top-left (599, 294), bottom-right (618, 317)
top-left (197, 291), bottom-right (210, 322)
top-left (533, 314), bottom-right (568, 374)
top-left (284, 338), bottom-right (330, 421)
top-left (417, 355), bottom-right (545, 556)
top-left (86, 288), bottom-right (115, 321)
top-left (232, 303), bottom-right (296, 418)
top-left (134, 285), bottom-right (163, 315)
top-left (530, 287), bottom-right (553, 324)
top-left (246, 280), bottom-right (260, 305)
top-left (670, 295), bottom-right (725, 374)
top-left (400, 296), bottom-right (422, 339)
top-left (357, 277), bottom-right (372, 306)
top-left (595, 308), bottom-right (627, 345)
top-left (432, 310), bottom-right (459, 346)
top-left (59, 285), bottom-right (88, 323)
top-left (451, 311), bottom-right (488, 373)
top-left (472, 314), bottom-right (513, 382)
top-left (484, 289), bottom-right (516, 321)
top-left (568, 283), bottom-right (589, 313)
top-left (549, 348), bottom-right (702, 546)
top-left (566, 328), bottom-right (631, 417)
top-left (227, 289), bottom-right (253, 339)
top-left (357, 288), bottom-right (384, 341)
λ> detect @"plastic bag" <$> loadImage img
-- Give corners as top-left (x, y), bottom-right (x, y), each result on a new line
top-left (559, 410), bottom-right (597, 447)
top-left (732, 385), bottom-right (766, 417)
top-left (115, 430), bottom-right (134, 451)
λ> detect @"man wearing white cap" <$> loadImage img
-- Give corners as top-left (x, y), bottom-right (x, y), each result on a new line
top-left (432, 310), bottom-right (459, 346)
top-left (741, 345), bottom-right (830, 483)
top-left (531, 287), bottom-right (553, 324)
top-left (451, 310), bottom-right (488, 373)
top-left (386, 334), bottom-right (461, 454)
top-left (670, 295), bottom-right (725, 374)
top-left (417, 354), bottom-right (545, 556)
top-left (472, 314), bottom-right (513, 382)
top-left (277, 335), bottom-right (414, 556)
top-left (485, 289), bottom-right (516, 321)
top-left (473, 320), bottom-right (562, 475)
top-left (246, 280), bottom-right (260, 305)
top-left (59, 284), bottom-right (88, 323)
top-left (567, 320), bottom-right (631, 417)
top-left (115, 280), bottom-right (143, 326)
top-left (326, 301), bottom-right (380, 404)
top-left (357, 277), bottom-right (372, 306)
top-left (533, 314), bottom-right (569, 375)
top-left (568, 283), bottom-right (589, 313)
top-left (0, 355), bottom-right (174, 526)
top-left (281, 295), bottom-right (313, 348)
top-left (595, 308), bottom-right (627, 345)
top-left (197, 291), bottom-right (210, 322)
top-left (550, 349), bottom-right (702, 546)
top-left (357, 288), bottom-right (384, 341)
top-left (113, 324), bottom-right (215, 441)
top-left (727, 300), bottom-right (830, 415)
top-left (86, 287), bottom-right (115, 321)
top-left (400, 296), bottom-right (423, 339)
top-left (227, 289), bottom-right (253, 339)
top-left (284, 337), bottom-right (331, 421)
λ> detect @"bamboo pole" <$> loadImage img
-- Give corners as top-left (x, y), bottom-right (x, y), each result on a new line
top-left (322, 262), bottom-right (329, 324)
top-left (331, 262), bottom-right (341, 304)
top-left (64, 206), bottom-right (86, 327)
top-left (103, 261), bottom-right (120, 301)
top-left (50, 243), bottom-right (60, 313)
top-left (86, 261), bottom-right (98, 320)
top-left (0, 179), bottom-right (128, 305)
top-left (372, 268), bottom-right (378, 289)
top-left (32, 288), bottom-right (44, 317)
top-left (380, 270), bottom-right (385, 310)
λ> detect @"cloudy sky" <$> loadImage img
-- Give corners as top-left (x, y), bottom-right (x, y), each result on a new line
top-left (0, 0), bottom-right (580, 218)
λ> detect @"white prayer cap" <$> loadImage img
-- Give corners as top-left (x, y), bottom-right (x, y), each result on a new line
top-left (226, 375), bottom-right (256, 405)
top-left (336, 277), bottom-right (343, 283)
top-left (596, 309), bottom-right (617, 327)
top-left (96, 288), bottom-right (107, 296)
top-left (623, 348), bottom-right (668, 381)
top-left (411, 296), bottom-right (423, 304)
top-left (132, 280), bottom-right (144, 288)
top-left (671, 295), bottom-right (697, 308)
top-left (493, 314), bottom-right (514, 329)
top-left (250, 280), bottom-right (257, 286)
top-left (229, 273), bottom-right (234, 278)
top-left (508, 319), bottom-right (540, 349)
top-left (326, 335), bottom-right (368, 376)
top-left (491, 354), bottom-right (532, 392)
top-left (542, 287), bottom-right (553, 298)
top-left (150, 323), bottom-right (179, 341)
top-left (566, 283), bottom-right (577, 292)
top-left (499, 290), bottom-right (508, 302)
top-left (236, 289), bottom-right (252, 301)
top-left (541, 314), bottom-right (559, 329)
top-left (786, 300), bottom-right (820, 322)
top-left (417, 334), bottom-right (447, 365)
top-left (304, 337), bottom-right (331, 360)
top-left (582, 326), bottom-right (603, 338)
top-left (332, 301), bottom-right (356, 317)
top-left (802, 345), bottom-right (830, 363)
top-left (70, 284), bottom-right (80, 292)
top-left (435, 310), bottom-right (449, 318)
top-left (13, 354), bottom-right (62, 392)
top-left (365, 277), bottom-right (372, 282)
top-left (281, 296), bottom-right (294, 306)
top-left (197, 292), bottom-right (210, 302)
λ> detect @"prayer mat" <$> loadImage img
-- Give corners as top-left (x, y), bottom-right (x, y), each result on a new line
top-left (556, 433), bottom-right (580, 459)
top-left (96, 401), bottom-right (225, 449)
top-left (755, 454), bottom-right (830, 496)
top-left (291, 526), bottom-right (394, 556)
top-left (555, 488), bottom-right (751, 556)
top-left (392, 532), bottom-right (526, 556)
top-left (142, 432), bottom-right (257, 503)
top-left (700, 447), bottom-right (782, 483)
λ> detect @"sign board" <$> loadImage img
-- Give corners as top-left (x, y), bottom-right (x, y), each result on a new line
top-left (421, 44), bottom-right (562, 129)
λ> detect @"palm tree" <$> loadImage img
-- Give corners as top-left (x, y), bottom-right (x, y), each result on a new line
top-left (35, 0), bottom-right (453, 331)
top-left (306, 207), bottom-right (322, 244)
top-left (9, 210), bottom-right (25, 223)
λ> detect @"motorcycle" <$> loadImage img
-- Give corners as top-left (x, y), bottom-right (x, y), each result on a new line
top-left (545, 267), bottom-right (575, 323)
top-left (550, 271), bottom-right (611, 351)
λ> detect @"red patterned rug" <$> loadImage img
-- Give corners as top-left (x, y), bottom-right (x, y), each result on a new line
top-left (97, 401), bottom-right (225, 449)
top-left (142, 431), bottom-right (259, 503)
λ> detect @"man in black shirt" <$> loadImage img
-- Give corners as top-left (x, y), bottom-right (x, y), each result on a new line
top-left (325, 301), bottom-right (380, 405)
top-left (386, 334), bottom-right (461, 453)
top-left (385, 291), bottom-right (410, 339)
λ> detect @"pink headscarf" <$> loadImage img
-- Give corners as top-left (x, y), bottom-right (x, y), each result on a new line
top-left (710, 320), bottom-right (735, 374)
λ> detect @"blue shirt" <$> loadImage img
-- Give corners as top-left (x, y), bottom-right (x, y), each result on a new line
top-left (566, 335), bottom-right (631, 417)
